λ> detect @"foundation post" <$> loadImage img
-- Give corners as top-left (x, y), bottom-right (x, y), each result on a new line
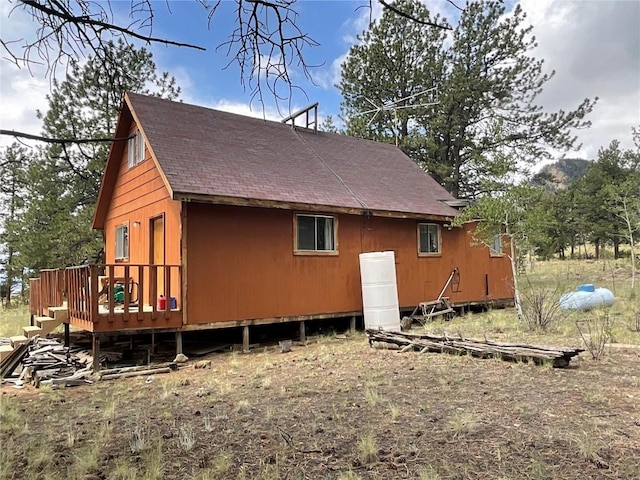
top-left (64, 322), bottom-right (70, 348)
top-left (299, 320), bottom-right (306, 343)
top-left (175, 331), bottom-right (183, 355)
top-left (350, 316), bottom-right (357, 334)
top-left (92, 334), bottom-right (100, 372)
top-left (242, 326), bottom-right (250, 353)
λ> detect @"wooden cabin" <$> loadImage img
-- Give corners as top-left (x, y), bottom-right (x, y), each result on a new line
top-left (29, 93), bottom-right (514, 361)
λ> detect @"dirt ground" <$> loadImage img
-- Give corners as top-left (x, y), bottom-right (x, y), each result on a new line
top-left (1, 332), bottom-right (639, 480)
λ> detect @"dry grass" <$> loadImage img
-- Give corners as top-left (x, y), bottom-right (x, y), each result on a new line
top-left (0, 305), bottom-right (29, 337)
top-left (0, 259), bottom-right (638, 479)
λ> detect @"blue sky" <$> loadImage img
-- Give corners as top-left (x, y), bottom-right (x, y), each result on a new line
top-left (1, 0), bottom-right (639, 160)
top-left (141, 0), bottom-right (389, 119)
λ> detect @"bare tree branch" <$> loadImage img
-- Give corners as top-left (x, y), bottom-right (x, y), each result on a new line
top-left (20, 0), bottom-right (205, 49)
top-left (0, 129), bottom-right (133, 144)
top-left (2, 0), bottom-right (205, 79)
top-left (209, 0), bottom-right (320, 113)
top-left (445, 0), bottom-right (465, 13)
top-left (377, 0), bottom-right (453, 30)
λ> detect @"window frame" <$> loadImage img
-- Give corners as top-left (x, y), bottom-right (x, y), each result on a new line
top-left (293, 213), bottom-right (338, 256)
top-left (127, 130), bottom-right (145, 169)
top-left (115, 223), bottom-right (129, 262)
top-left (417, 223), bottom-right (441, 256)
top-left (490, 232), bottom-right (504, 256)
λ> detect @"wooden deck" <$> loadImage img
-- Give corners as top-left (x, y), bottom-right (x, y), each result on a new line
top-left (30, 264), bottom-right (183, 334)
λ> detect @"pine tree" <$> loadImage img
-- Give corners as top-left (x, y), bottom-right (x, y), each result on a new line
top-left (0, 144), bottom-right (29, 305)
top-left (17, 40), bottom-right (181, 270)
top-left (339, 0), bottom-right (596, 198)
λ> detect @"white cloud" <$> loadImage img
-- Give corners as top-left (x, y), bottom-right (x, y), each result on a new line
top-left (0, 4), bottom-right (52, 148)
top-left (519, 0), bottom-right (640, 158)
top-left (208, 99), bottom-right (282, 121)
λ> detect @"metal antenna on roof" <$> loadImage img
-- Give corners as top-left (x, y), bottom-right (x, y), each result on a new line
top-left (353, 87), bottom-right (439, 146)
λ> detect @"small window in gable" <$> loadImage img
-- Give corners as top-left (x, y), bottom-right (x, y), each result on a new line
top-left (490, 232), bottom-right (503, 255)
top-left (418, 223), bottom-right (441, 255)
top-left (295, 214), bottom-right (336, 253)
top-left (127, 131), bottom-right (145, 168)
top-left (115, 224), bottom-right (129, 260)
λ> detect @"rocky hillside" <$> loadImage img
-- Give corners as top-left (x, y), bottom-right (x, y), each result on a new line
top-left (532, 158), bottom-right (591, 190)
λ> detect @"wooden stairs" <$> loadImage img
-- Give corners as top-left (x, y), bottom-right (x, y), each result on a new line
top-left (0, 304), bottom-right (68, 363)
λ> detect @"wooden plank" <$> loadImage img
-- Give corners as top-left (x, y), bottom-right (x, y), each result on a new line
top-left (366, 329), bottom-right (584, 368)
top-left (137, 265), bottom-right (144, 321)
top-left (100, 366), bottom-right (172, 381)
top-left (123, 265), bottom-right (130, 323)
top-left (150, 265), bottom-right (157, 321)
top-left (90, 265), bottom-right (99, 325)
top-left (164, 265), bottom-right (171, 320)
top-left (108, 266), bottom-right (115, 323)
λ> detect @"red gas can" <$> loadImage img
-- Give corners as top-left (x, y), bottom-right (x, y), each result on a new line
top-left (157, 295), bottom-right (166, 310)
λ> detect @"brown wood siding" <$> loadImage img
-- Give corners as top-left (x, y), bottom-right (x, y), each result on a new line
top-left (185, 203), bottom-right (513, 325)
top-left (103, 124), bottom-right (182, 307)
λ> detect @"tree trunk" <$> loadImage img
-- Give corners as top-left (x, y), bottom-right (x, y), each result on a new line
top-left (5, 245), bottom-right (13, 307)
top-left (507, 230), bottom-right (523, 319)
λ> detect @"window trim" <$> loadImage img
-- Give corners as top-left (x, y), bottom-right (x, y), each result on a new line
top-left (293, 213), bottom-right (338, 256)
top-left (417, 223), bottom-right (441, 256)
top-left (115, 223), bottom-right (129, 262)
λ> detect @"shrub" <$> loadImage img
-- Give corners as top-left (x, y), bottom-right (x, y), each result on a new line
top-left (576, 310), bottom-right (613, 360)
top-left (520, 285), bottom-right (563, 331)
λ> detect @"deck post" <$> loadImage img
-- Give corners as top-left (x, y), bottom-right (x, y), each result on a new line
top-left (350, 316), bottom-right (357, 334)
top-left (92, 334), bottom-right (101, 372)
top-left (299, 320), bottom-right (306, 343)
top-left (64, 322), bottom-right (70, 348)
top-left (30, 313), bottom-right (34, 327)
top-left (242, 326), bottom-right (250, 353)
top-left (175, 331), bottom-right (183, 355)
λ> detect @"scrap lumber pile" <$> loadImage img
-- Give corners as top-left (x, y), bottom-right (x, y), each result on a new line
top-left (366, 329), bottom-right (584, 368)
top-left (1, 337), bottom-right (95, 387)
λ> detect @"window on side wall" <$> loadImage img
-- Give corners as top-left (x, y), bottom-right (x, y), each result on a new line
top-left (127, 131), bottom-right (145, 168)
top-left (418, 223), bottom-right (440, 255)
top-left (115, 224), bottom-right (129, 261)
top-left (490, 232), bottom-right (503, 255)
top-left (295, 214), bottom-right (336, 253)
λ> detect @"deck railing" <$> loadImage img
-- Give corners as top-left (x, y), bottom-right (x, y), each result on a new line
top-left (28, 277), bottom-right (42, 316)
top-left (40, 269), bottom-right (65, 312)
top-left (65, 264), bottom-right (182, 329)
top-left (28, 269), bottom-right (66, 317)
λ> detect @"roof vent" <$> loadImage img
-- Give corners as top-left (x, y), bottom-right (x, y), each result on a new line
top-left (281, 102), bottom-right (318, 133)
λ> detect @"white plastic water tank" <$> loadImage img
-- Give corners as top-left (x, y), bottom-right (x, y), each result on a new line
top-left (359, 251), bottom-right (401, 332)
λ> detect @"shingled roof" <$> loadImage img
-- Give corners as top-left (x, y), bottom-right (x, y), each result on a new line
top-left (94, 93), bottom-right (459, 228)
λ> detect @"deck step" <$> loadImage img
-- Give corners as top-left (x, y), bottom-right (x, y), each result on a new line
top-left (0, 345), bottom-right (13, 362)
top-left (9, 335), bottom-right (28, 347)
top-left (48, 306), bottom-right (69, 323)
top-left (23, 325), bottom-right (43, 338)
top-left (36, 316), bottom-right (62, 335)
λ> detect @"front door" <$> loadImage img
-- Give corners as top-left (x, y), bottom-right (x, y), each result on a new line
top-left (150, 216), bottom-right (165, 300)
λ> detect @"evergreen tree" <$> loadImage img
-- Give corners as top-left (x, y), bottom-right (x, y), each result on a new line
top-left (17, 40), bottom-right (180, 270)
top-left (570, 141), bottom-right (631, 259)
top-left (339, 0), bottom-right (596, 198)
top-left (0, 144), bottom-right (29, 305)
